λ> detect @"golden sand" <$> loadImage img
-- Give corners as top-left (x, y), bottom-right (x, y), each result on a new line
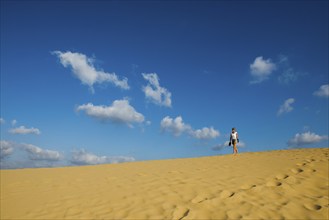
top-left (1, 148), bottom-right (328, 219)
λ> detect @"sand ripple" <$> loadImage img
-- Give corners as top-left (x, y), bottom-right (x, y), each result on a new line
top-left (1, 148), bottom-right (328, 219)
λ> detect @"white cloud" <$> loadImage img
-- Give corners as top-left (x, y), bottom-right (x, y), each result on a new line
top-left (237, 141), bottom-right (246, 148)
top-left (53, 51), bottom-right (129, 92)
top-left (313, 84), bottom-right (329, 98)
top-left (1, 160), bottom-right (65, 169)
top-left (212, 141), bottom-right (232, 151)
top-left (1, 141), bottom-right (65, 168)
top-left (212, 144), bottom-right (226, 151)
top-left (287, 131), bottom-right (328, 147)
top-left (22, 143), bottom-right (63, 161)
top-left (0, 140), bottom-right (15, 159)
top-left (1, 141), bottom-right (135, 169)
top-left (70, 149), bottom-right (135, 165)
top-left (160, 116), bottom-right (191, 136)
top-left (278, 54), bottom-right (289, 63)
top-left (250, 56), bottom-right (276, 84)
top-left (278, 68), bottom-right (299, 84)
top-left (142, 73), bottom-right (172, 107)
top-left (77, 99), bottom-right (145, 126)
top-left (277, 98), bottom-right (295, 116)
top-left (190, 127), bottom-right (220, 140)
top-left (160, 116), bottom-right (219, 140)
top-left (277, 55), bottom-right (304, 85)
top-left (212, 140), bottom-right (246, 151)
top-left (0, 118), bottom-right (5, 124)
top-left (11, 119), bottom-right (17, 126)
top-left (9, 126), bottom-right (41, 135)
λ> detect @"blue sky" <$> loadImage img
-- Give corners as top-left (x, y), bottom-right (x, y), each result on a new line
top-left (1, 0), bottom-right (328, 169)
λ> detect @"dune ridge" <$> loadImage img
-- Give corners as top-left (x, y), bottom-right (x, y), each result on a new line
top-left (1, 147), bottom-right (328, 219)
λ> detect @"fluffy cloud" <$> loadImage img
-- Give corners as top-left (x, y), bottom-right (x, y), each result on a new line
top-left (1, 160), bottom-right (64, 169)
top-left (160, 116), bottom-right (220, 140)
top-left (53, 51), bottom-right (129, 92)
top-left (70, 149), bottom-right (135, 165)
top-left (160, 116), bottom-right (191, 136)
top-left (277, 55), bottom-right (304, 85)
top-left (22, 143), bottom-right (63, 161)
top-left (278, 68), bottom-right (299, 85)
top-left (250, 56), bottom-right (276, 84)
top-left (313, 84), bottom-right (329, 98)
top-left (287, 131), bottom-right (328, 147)
top-left (0, 140), bottom-right (15, 159)
top-left (212, 143), bottom-right (226, 151)
top-left (212, 140), bottom-right (246, 151)
top-left (11, 119), bottom-right (17, 126)
top-left (0, 118), bottom-right (5, 124)
top-left (0, 140), bottom-right (135, 169)
top-left (1, 141), bottom-right (64, 168)
top-left (77, 99), bottom-right (145, 126)
top-left (277, 98), bottom-right (295, 116)
top-left (191, 127), bottom-right (220, 139)
top-left (142, 73), bottom-right (172, 107)
top-left (9, 126), bottom-right (41, 135)
top-left (236, 141), bottom-right (245, 148)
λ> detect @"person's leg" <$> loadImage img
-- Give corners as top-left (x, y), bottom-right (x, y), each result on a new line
top-left (233, 140), bottom-right (237, 155)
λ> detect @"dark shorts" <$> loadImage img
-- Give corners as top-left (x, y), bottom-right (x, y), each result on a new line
top-left (232, 139), bottom-right (237, 145)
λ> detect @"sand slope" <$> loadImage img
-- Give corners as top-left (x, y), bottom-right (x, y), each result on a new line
top-left (1, 148), bottom-right (328, 219)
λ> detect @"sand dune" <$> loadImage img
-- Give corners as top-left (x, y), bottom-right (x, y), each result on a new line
top-left (1, 148), bottom-right (328, 219)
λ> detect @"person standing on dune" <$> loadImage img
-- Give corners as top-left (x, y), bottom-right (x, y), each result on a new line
top-left (229, 127), bottom-right (239, 155)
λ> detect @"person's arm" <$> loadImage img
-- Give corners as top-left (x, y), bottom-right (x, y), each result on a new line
top-left (237, 132), bottom-right (239, 142)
